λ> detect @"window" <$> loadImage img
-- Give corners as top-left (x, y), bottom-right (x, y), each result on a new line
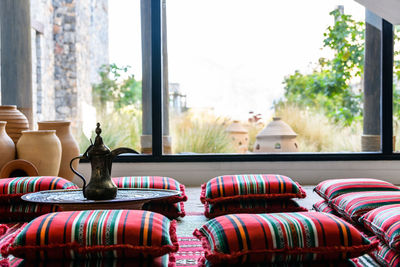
top-left (0, 0), bottom-right (398, 162)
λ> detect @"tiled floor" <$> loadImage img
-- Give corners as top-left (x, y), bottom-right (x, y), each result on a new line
top-left (177, 186), bottom-right (322, 236)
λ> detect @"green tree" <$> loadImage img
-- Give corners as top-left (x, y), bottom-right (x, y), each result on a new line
top-left (276, 9), bottom-right (364, 125)
top-left (393, 26), bottom-right (400, 119)
top-left (92, 64), bottom-right (142, 111)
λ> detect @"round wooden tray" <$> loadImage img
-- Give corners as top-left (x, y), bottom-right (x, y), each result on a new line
top-left (21, 188), bottom-right (181, 211)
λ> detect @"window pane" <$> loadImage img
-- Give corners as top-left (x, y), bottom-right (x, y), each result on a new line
top-left (164, 0), bottom-right (381, 154)
top-left (394, 25), bottom-right (400, 152)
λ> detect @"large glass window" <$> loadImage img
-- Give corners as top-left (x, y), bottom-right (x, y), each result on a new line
top-left (164, 0), bottom-right (384, 155)
top-left (1, 0), bottom-right (397, 161)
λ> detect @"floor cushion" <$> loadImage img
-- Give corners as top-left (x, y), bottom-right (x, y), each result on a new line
top-left (112, 176), bottom-right (187, 203)
top-left (361, 204), bottom-right (400, 251)
top-left (0, 176), bottom-right (78, 203)
top-left (367, 236), bottom-right (400, 266)
top-left (193, 212), bottom-right (377, 265)
top-left (12, 255), bottom-right (172, 267)
top-left (7, 209), bottom-right (178, 260)
top-left (200, 174), bottom-right (306, 204)
top-left (312, 200), bottom-right (338, 215)
top-left (314, 178), bottom-right (400, 201)
top-left (112, 176), bottom-right (187, 219)
top-left (0, 203), bottom-right (60, 222)
top-left (143, 201), bottom-right (185, 219)
top-left (330, 191), bottom-right (400, 224)
top-left (204, 199), bottom-right (307, 219)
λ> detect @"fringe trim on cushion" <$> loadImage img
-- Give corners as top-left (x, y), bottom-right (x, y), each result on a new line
top-left (1, 225), bottom-right (26, 257)
top-left (198, 256), bottom-right (206, 267)
top-left (193, 229), bottom-right (378, 265)
top-left (8, 220), bottom-right (179, 260)
top-left (0, 225), bottom-right (8, 237)
top-left (179, 201), bottom-right (186, 218)
top-left (9, 242), bottom-right (179, 260)
top-left (169, 220), bottom-right (179, 252)
top-left (203, 203), bottom-right (308, 219)
top-left (168, 252), bottom-right (176, 267)
top-left (202, 193), bottom-right (307, 205)
top-left (200, 183), bottom-right (206, 204)
top-left (0, 259), bottom-right (9, 267)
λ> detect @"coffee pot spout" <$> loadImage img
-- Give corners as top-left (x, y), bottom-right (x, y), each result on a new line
top-left (111, 147), bottom-right (139, 159)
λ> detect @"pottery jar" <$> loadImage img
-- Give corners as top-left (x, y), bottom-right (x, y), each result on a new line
top-left (38, 121), bottom-right (80, 181)
top-left (16, 130), bottom-right (62, 176)
top-left (0, 105), bottom-right (29, 144)
top-left (0, 121), bottom-right (16, 171)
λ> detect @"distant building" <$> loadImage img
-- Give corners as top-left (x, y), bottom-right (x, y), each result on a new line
top-left (169, 83), bottom-right (187, 113)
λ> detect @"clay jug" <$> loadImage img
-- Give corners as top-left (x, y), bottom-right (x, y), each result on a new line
top-left (38, 121), bottom-right (80, 181)
top-left (16, 130), bottom-right (62, 176)
top-left (0, 121), bottom-right (15, 170)
top-left (0, 105), bottom-right (29, 144)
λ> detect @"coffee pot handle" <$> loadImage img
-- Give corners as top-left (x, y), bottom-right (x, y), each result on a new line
top-left (70, 156), bottom-right (87, 190)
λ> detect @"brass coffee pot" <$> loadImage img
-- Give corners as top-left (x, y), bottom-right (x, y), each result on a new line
top-left (70, 123), bottom-right (139, 200)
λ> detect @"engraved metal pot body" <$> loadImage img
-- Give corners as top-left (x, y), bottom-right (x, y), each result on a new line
top-left (70, 123), bottom-right (139, 200)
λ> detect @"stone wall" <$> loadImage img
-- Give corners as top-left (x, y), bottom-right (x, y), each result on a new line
top-left (30, 0), bottom-right (56, 126)
top-left (28, 0), bottom-right (108, 133)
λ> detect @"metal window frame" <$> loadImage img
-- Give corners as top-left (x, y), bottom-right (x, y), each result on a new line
top-left (115, 1), bottom-right (398, 163)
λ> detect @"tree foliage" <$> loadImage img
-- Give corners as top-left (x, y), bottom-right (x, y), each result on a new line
top-left (276, 9), bottom-right (365, 125)
top-left (92, 64), bottom-right (142, 111)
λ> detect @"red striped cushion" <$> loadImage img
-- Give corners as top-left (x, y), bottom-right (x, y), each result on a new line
top-left (314, 178), bottom-right (400, 201)
top-left (112, 176), bottom-right (187, 203)
top-left (13, 255), bottom-right (172, 267)
top-left (367, 236), bottom-right (400, 266)
top-left (0, 203), bottom-right (60, 222)
top-left (312, 200), bottom-right (338, 215)
top-left (7, 210), bottom-right (178, 260)
top-left (0, 176), bottom-right (78, 203)
top-left (200, 174), bottom-right (306, 204)
top-left (193, 212), bottom-right (377, 265)
top-left (330, 191), bottom-right (400, 223)
top-left (204, 199), bottom-right (307, 219)
top-left (143, 202), bottom-right (185, 219)
top-left (199, 258), bottom-right (366, 267)
top-left (361, 204), bottom-right (400, 251)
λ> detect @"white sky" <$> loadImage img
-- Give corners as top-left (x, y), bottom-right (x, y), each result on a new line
top-left (109, 0), bottom-right (365, 120)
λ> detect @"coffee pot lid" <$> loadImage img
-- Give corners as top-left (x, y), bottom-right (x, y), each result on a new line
top-left (88, 123), bottom-right (111, 156)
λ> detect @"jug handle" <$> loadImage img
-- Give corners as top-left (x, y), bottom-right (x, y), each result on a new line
top-left (70, 156), bottom-right (87, 190)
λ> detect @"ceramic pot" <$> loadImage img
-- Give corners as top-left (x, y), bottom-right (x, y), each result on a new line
top-left (0, 159), bottom-right (38, 178)
top-left (0, 121), bottom-right (15, 170)
top-left (0, 105), bottom-right (29, 144)
top-left (38, 121), bottom-right (80, 181)
top-left (16, 130), bottom-right (62, 176)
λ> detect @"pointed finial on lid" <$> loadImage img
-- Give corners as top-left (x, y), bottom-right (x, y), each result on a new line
top-left (95, 123), bottom-right (101, 136)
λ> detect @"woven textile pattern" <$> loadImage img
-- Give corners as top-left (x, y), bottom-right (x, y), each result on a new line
top-left (367, 236), bottom-right (400, 266)
top-left (0, 203), bottom-right (60, 222)
top-left (143, 202), bottom-right (185, 219)
top-left (330, 191), bottom-right (400, 223)
top-left (361, 204), bottom-right (400, 251)
top-left (0, 176), bottom-right (78, 203)
top-left (312, 200), bottom-right (338, 215)
top-left (314, 178), bottom-right (400, 201)
top-left (193, 212), bottom-right (377, 264)
top-left (8, 210), bottom-right (178, 260)
top-left (201, 174), bottom-right (306, 204)
top-left (112, 176), bottom-right (187, 203)
top-left (205, 199), bottom-right (307, 219)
